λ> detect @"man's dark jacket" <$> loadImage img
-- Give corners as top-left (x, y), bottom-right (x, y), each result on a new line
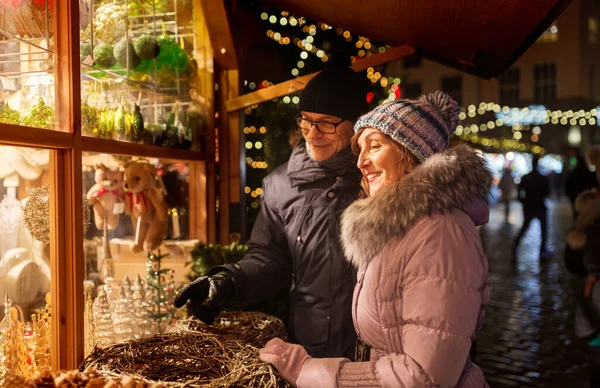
top-left (216, 142), bottom-right (361, 359)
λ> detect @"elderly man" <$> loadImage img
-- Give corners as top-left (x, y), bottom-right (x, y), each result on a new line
top-left (175, 56), bottom-right (370, 359)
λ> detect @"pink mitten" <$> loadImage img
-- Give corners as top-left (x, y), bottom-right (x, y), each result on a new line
top-left (259, 338), bottom-right (311, 387)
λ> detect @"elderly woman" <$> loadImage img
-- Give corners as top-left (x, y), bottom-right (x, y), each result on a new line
top-left (260, 91), bottom-right (492, 388)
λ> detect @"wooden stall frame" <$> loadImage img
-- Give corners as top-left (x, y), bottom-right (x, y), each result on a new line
top-left (224, 45), bottom-right (416, 113)
top-left (0, 0), bottom-right (217, 370)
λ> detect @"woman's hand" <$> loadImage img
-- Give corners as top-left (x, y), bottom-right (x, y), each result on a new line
top-left (259, 338), bottom-right (311, 387)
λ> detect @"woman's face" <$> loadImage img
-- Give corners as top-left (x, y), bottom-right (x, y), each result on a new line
top-left (356, 127), bottom-right (407, 197)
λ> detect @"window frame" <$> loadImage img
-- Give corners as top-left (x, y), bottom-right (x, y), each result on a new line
top-left (0, 1), bottom-right (217, 369)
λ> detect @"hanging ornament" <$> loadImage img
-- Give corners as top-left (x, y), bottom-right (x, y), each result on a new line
top-left (22, 186), bottom-right (90, 245)
top-left (22, 185), bottom-right (49, 244)
top-left (92, 289), bottom-right (114, 348)
top-left (112, 283), bottom-right (134, 343)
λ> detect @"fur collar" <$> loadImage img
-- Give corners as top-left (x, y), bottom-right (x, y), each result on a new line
top-left (340, 144), bottom-right (492, 268)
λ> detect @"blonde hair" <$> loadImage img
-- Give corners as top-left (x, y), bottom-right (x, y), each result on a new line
top-left (351, 128), bottom-right (420, 198)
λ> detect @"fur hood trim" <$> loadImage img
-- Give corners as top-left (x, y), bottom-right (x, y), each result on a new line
top-left (340, 144), bottom-right (492, 268)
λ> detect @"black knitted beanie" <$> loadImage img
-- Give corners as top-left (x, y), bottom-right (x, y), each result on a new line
top-left (297, 53), bottom-right (370, 122)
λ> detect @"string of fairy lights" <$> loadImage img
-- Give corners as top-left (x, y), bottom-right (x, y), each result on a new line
top-left (242, 6), bottom-right (600, 205)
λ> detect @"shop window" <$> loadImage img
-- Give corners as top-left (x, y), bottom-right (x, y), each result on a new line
top-left (533, 63), bottom-right (557, 103)
top-left (401, 81), bottom-right (422, 99)
top-left (0, 146), bottom-right (52, 368)
top-left (0, 5), bottom-right (56, 130)
top-left (78, 0), bottom-right (211, 151)
top-left (441, 76), bottom-right (462, 105)
top-left (499, 68), bottom-right (520, 106)
top-left (589, 17), bottom-right (598, 44)
top-left (403, 55), bottom-right (422, 69)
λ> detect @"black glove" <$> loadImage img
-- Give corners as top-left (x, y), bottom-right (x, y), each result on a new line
top-left (174, 272), bottom-right (236, 324)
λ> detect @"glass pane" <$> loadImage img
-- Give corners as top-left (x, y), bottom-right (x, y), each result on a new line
top-left (82, 152), bottom-right (196, 353)
top-left (0, 146), bottom-right (52, 375)
top-left (79, 0), bottom-right (213, 151)
top-left (0, 2), bottom-right (56, 130)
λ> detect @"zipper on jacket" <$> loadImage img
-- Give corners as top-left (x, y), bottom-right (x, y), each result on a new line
top-left (353, 267), bottom-right (368, 344)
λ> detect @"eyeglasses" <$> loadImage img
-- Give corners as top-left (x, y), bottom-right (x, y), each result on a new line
top-left (295, 113), bottom-right (346, 134)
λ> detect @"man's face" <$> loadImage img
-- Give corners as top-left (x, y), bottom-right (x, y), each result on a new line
top-left (298, 111), bottom-right (354, 163)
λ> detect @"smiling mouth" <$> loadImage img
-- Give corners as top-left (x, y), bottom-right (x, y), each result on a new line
top-left (366, 172), bottom-right (381, 183)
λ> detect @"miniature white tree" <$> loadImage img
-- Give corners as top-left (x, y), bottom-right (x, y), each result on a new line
top-left (92, 289), bottom-right (114, 348)
top-left (113, 283), bottom-right (135, 343)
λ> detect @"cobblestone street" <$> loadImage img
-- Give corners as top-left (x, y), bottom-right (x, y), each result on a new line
top-left (478, 197), bottom-right (589, 388)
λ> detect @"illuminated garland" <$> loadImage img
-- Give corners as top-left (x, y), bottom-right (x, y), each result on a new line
top-left (458, 134), bottom-right (545, 154)
top-left (459, 102), bottom-right (599, 126)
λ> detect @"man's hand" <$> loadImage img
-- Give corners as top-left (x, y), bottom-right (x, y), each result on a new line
top-left (174, 273), bottom-right (236, 324)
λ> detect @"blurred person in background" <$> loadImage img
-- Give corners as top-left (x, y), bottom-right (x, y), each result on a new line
top-left (513, 155), bottom-right (551, 260)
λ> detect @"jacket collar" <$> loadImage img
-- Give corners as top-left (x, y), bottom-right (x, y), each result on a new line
top-left (340, 144), bottom-right (492, 268)
top-left (287, 141), bottom-right (360, 187)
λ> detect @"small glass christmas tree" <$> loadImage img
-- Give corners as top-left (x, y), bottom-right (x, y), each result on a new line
top-left (146, 250), bottom-right (175, 333)
top-left (103, 283), bottom-right (115, 314)
top-left (132, 274), bottom-right (154, 338)
top-left (113, 284), bottom-right (135, 343)
top-left (122, 275), bottom-right (134, 300)
top-left (92, 288), bottom-right (114, 348)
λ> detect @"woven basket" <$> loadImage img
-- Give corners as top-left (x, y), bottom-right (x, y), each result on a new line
top-left (0, 1), bottom-right (53, 40)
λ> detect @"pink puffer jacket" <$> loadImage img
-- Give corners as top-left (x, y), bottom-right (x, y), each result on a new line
top-left (296, 145), bottom-right (492, 388)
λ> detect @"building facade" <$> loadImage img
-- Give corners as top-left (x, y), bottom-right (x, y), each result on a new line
top-left (385, 0), bottom-right (600, 155)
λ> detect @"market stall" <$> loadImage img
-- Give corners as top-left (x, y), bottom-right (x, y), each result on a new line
top-left (0, 0), bottom-right (573, 386)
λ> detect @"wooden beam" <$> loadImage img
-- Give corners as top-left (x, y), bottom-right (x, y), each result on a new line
top-left (350, 45), bottom-right (416, 72)
top-left (225, 45), bottom-right (415, 113)
top-left (81, 137), bottom-right (213, 161)
top-left (0, 124), bottom-right (74, 149)
top-left (51, 0), bottom-right (84, 370)
top-left (200, 0), bottom-right (238, 69)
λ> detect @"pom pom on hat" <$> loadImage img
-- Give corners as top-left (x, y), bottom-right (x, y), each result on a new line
top-left (418, 90), bottom-right (461, 135)
top-left (354, 91), bottom-right (460, 162)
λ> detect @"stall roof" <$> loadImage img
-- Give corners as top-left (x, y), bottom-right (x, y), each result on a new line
top-left (258, 0), bottom-right (573, 79)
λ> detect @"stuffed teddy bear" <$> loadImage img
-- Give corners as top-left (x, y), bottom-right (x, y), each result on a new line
top-left (122, 161), bottom-right (168, 253)
top-left (567, 146), bottom-right (600, 249)
top-left (86, 163), bottom-right (124, 231)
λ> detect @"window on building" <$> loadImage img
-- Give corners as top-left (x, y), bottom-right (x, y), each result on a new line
top-left (591, 65), bottom-right (597, 101)
top-left (533, 63), bottom-right (557, 103)
top-left (590, 17), bottom-right (599, 44)
top-left (441, 76), bottom-right (462, 105)
top-left (403, 55), bottom-right (422, 69)
top-left (499, 68), bottom-right (520, 106)
top-left (537, 23), bottom-right (559, 43)
top-left (401, 81), bottom-right (422, 99)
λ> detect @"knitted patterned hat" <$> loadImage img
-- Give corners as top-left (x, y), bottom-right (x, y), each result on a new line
top-left (298, 54), bottom-right (370, 122)
top-left (354, 91), bottom-right (460, 162)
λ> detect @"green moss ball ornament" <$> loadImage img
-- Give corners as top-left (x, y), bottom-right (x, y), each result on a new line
top-left (156, 35), bottom-right (179, 66)
top-left (114, 38), bottom-right (141, 69)
top-left (93, 43), bottom-right (117, 68)
top-left (134, 34), bottom-right (160, 60)
top-left (80, 41), bottom-right (92, 60)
